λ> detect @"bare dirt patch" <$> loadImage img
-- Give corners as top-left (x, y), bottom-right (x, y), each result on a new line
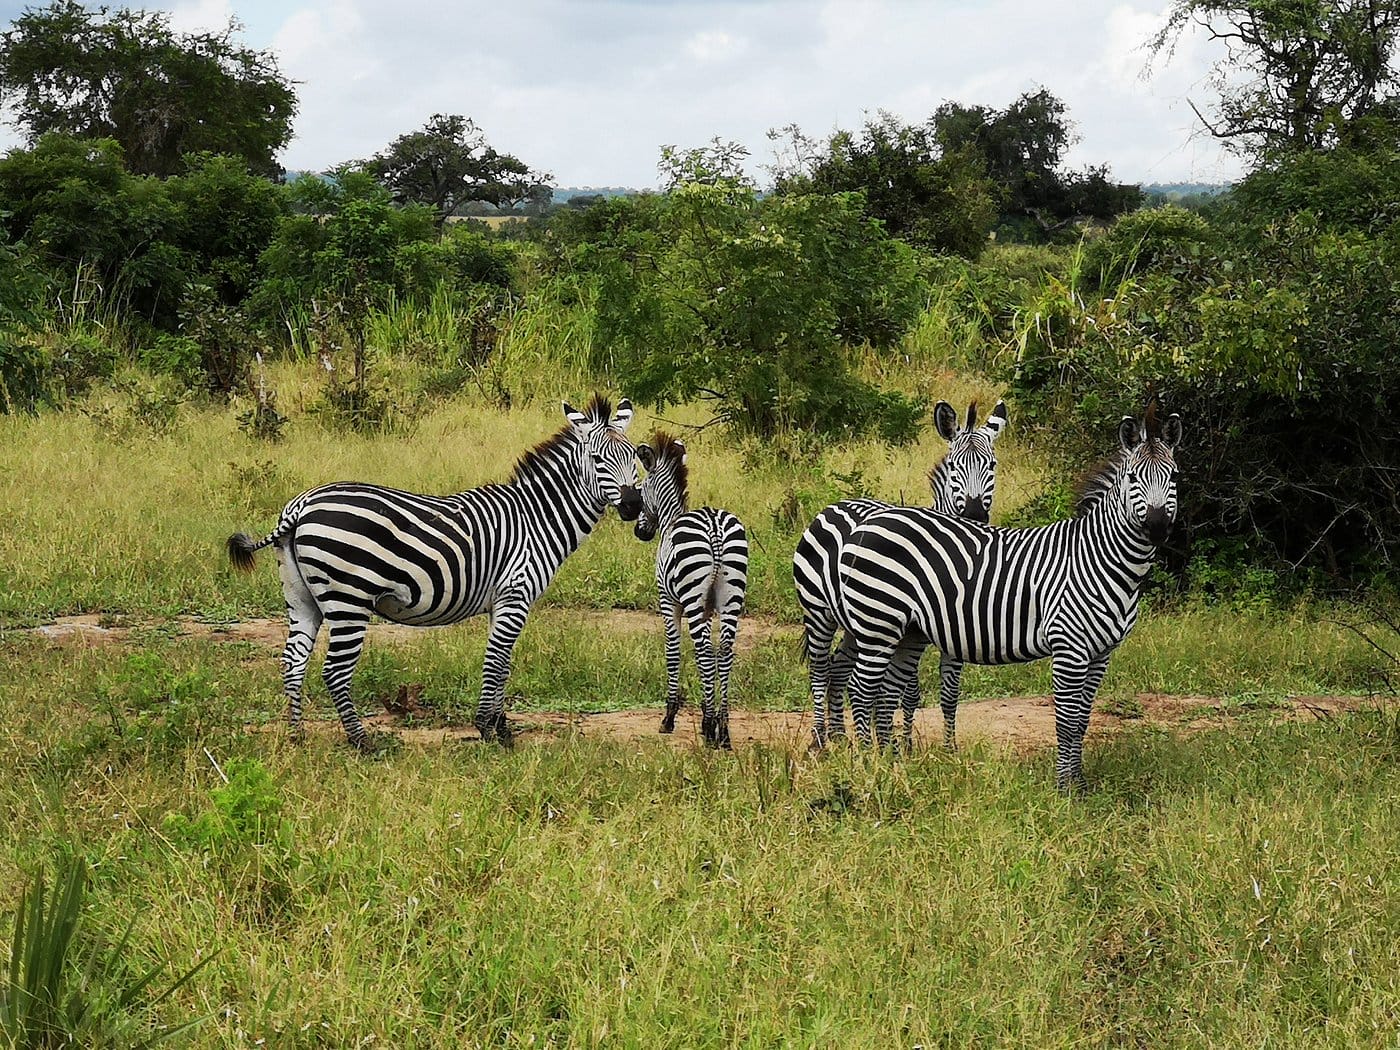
top-left (275, 692), bottom-right (1381, 754)
top-left (24, 614), bottom-right (1382, 752)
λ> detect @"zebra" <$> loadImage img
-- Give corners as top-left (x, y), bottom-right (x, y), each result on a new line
top-left (793, 399), bottom-right (1007, 749)
top-left (835, 401), bottom-right (1182, 791)
top-left (634, 433), bottom-right (749, 749)
top-left (226, 395), bottom-right (642, 750)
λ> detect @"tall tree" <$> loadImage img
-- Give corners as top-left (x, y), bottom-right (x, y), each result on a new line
top-left (0, 1), bottom-right (296, 178)
top-left (364, 114), bottom-right (552, 226)
top-left (772, 113), bottom-right (998, 257)
top-left (1150, 0), bottom-right (1400, 159)
top-left (932, 88), bottom-right (1141, 235)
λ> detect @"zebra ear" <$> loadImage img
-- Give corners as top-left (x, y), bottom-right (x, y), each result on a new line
top-left (934, 401), bottom-right (958, 441)
top-left (611, 398), bottom-right (635, 433)
top-left (1119, 415), bottom-right (1144, 450)
top-left (1160, 413), bottom-right (1183, 449)
top-left (563, 400), bottom-right (589, 429)
top-left (982, 400), bottom-right (1009, 442)
top-left (674, 440), bottom-right (687, 465)
top-left (637, 443), bottom-right (656, 471)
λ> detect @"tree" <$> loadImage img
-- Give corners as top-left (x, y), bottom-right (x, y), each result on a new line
top-left (1150, 0), bottom-right (1400, 160)
top-left (0, 1), bottom-right (296, 178)
top-left (771, 114), bottom-right (998, 257)
top-left (932, 88), bottom-right (1142, 236)
top-left (364, 114), bottom-right (552, 225)
top-left (587, 146), bottom-right (926, 441)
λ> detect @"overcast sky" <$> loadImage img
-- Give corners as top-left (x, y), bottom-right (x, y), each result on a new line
top-left (0, 0), bottom-right (1245, 188)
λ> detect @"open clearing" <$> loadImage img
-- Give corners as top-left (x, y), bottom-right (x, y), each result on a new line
top-left (27, 611), bottom-right (1376, 751)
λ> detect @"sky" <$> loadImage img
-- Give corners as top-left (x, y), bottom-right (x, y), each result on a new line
top-left (0, 0), bottom-right (1246, 188)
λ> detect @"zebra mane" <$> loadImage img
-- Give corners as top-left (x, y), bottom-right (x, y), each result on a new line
top-left (1073, 452), bottom-right (1126, 517)
top-left (511, 393), bottom-right (614, 485)
top-left (648, 430), bottom-right (689, 509)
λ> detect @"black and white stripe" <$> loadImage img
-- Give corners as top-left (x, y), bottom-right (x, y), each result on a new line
top-left (793, 400), bottom-right (1007, 748)
top-left (635, 433), bottom-right (748, 749)
top-left (836, 404), bottom-right (1182, 791)
top-left (227, 395), bottom-right (642, 748)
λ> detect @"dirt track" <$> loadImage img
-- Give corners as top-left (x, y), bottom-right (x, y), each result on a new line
top-left (25, 613), bottom-right (1379, 752)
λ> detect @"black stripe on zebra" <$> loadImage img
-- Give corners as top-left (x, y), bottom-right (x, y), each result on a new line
top-left (793, 399), bottom-right (1007, 749)
top-left (227, 395), bottom-right (642, 749)
top-left (835, 402), bottom-right (1182, 791)
top-left (635, 433), bottom-right (748, 749)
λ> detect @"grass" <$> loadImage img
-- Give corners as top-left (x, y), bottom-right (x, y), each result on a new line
top-left (1, 632), bottom-right (1398, 1047)
top-left (4, 314), bottom-right (1397, 1044)
top-left (0, 363), bottom-right (1035, 623)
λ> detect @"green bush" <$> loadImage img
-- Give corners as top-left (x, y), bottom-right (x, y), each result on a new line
top-left (587, 166), bottom-right (926, 441)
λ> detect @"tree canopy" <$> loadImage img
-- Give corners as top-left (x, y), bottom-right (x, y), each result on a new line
top-left (0, 1), bottom-right (296, 178)
top-left (363, 114), bottom-right (552, 225)
top-left (1150, 0), bottom-right (1400, 160)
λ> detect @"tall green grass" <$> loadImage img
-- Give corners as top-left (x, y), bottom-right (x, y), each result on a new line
top-left (2, 634), bottom-right (1398, 1048)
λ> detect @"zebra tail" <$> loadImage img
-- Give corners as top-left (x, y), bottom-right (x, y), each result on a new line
top-left (227, 531), bottom-right (274, 573)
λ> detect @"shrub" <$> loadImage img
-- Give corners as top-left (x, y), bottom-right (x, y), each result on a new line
top-left (588, 164), bottom-right (926, 441)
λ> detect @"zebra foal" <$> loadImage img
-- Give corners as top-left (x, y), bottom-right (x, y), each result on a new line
top-left (793, 399), bottom-right (1007, 749)
top-left (836, 401), bottom-right (1181, 791)
top-left (634, 433), bottom-right (748, 749)
top-left (227, 395), bottom-right (642, 749)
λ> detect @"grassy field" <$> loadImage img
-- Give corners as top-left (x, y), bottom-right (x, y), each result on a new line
top-left (3, 358), bottom-right (1399, 1046)
top-left (2, 630), bottom-right (1399, 1047)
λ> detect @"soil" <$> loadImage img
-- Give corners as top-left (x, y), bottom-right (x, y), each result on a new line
top-left (21, 613), bottom-right (1381, 752)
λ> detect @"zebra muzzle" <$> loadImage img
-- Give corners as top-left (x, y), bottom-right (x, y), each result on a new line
top-left (617, 486), bottom-right (643, 521)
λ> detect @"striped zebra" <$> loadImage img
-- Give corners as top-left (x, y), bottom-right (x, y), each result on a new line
top-left (226, 395), bottom-right (642, 749)
top-left (634, 433), bottom-right (749, 749)
top-left (793, 400), bottom-right (1007, 749)
top-left (836, 402), bottom-right (1182, 791)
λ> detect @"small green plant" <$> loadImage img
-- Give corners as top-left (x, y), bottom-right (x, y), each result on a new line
top-left (163, 757), bottom-right (289, 851)
top-left (1, 856), bottom-right (211, 1048)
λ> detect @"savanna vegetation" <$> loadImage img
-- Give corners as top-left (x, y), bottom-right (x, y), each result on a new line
top-left (3, 0), bottom-right (1400, 1045)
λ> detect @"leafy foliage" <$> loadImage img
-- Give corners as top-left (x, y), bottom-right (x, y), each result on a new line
top-left (1150, 0), bottom-right (1400, 161)
top-left (364, 114), bottom-right (552, 225)
top-left (0, 0), bottom-right (296, 178)
top-left (932, 88), bottom-right (1143, 238)
top-left (587, 152), bottom-right (925, 441)
top-left (774, 113), bottom-right (998, 257)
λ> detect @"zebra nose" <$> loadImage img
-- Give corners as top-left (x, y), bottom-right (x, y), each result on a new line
top-left (1143, 507), bottom-right (1172, 545)
top-left (964, 502), bottom-right (990, 525)
top-left (618, 486), bottom-right (643, 521)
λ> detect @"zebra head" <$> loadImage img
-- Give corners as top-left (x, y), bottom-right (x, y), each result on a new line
top-left (633, 432), bottom-right (688, 543)
top-left (930, 399), bottom-right (1008, 524)
top-left (1116, 401), bottom-right (1183, 546)
top-left (563, 395), bottom-right (643, 521)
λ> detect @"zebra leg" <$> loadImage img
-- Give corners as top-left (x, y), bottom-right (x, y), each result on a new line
top-left (660, 600), bottom-right (683, 734)
top-left (802, 613), bottom-right (838, 748)
top-left (1051, 650), bottom-right (1093, 794)
top-left (937, 657), bottom-right (965, 752)
top-left (881, 640), bottom-right (923, 750)
top-left (847, 641), bottom-right (895, 747)
top-left (1071, 655), bottom-right (1111, 787)
top-left (688, 612), bottom-right (722, 748)
top-left (715, 612), bottom-right (739, 751)
top-left (321, 612), bottom-right (372, 750)
top-left (893, 646), bottom-right (928, 753)
top-left (825, 633), bottom-right (857, 743)
top-left (475, 602), bottom-right (529, 748)
top-left (276, 548), bottom-right (323, 740)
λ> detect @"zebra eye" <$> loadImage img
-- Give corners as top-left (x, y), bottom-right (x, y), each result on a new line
top-left (1126, 472), bottom-right (1138, 483)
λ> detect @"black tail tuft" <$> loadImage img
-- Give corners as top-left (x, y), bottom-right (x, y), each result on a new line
top-left (227, 532), bottom-right (259, 573)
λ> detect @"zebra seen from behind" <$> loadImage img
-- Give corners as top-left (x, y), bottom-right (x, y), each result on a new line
top-left (836, 401), bottom-right (1181, 791)
top-left (634, 433), bottom-right (749, 749)
top-left (227, 395), bottom-right (642, 750)
top-left (793, 399), bottom-right (1008, 749)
